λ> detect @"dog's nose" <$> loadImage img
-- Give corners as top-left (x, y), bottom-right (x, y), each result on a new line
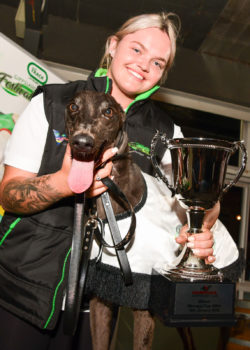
top-left (71, 134), bottom-right (94, 152)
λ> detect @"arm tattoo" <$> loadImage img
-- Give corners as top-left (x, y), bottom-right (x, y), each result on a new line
top-left (2, 175), bottom-right (63, 214)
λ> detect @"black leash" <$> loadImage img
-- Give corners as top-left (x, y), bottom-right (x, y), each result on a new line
top-left (99, 177), bottom-right (136, 250)
top-left (64, 194), bottom-right (97, 335)
top-left (95, 177), bottom-right (135, 285)
top-left (64, 203), bottom-right (99, 335)
top-left (64, 177), bottom-right (135, 335)
top-left (100, 191), bottom-right (133, 285)
top-left (63, 193), bottom-right (86, 335)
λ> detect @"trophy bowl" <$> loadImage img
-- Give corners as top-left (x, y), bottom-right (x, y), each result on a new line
top-left (151, 132), bottom-right (247, 281)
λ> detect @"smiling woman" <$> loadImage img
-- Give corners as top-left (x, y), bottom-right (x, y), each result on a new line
top-left (0, 11), bottom-right (239, 350)
top-left (100, 13), bottom-right (179, 80)
top-left (107, 28), bottom-right (171, 108)
top-left (100, 13), bottom-right (180, 109)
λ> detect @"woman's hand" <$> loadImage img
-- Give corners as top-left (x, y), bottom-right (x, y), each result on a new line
top-left (59, 145), bottom-right (118, 197)
top-left (176, 224), bottom-right (215, 264)
top-left (175, 203), bottom-right (220, 264)
top-left (86, 147), bottom-right (118, 198)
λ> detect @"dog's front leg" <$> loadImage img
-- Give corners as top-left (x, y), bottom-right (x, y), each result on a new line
top-left (89, 296), bottom-right (115, 350)
top-left (133, 310), bottom-right (155, 350)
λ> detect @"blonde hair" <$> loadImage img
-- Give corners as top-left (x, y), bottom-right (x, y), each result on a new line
top-left (100, 12), bottom-right (181, 84)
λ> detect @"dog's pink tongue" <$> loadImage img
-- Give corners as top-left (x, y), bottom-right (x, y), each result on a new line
top-left (68, 159), bottom-right (94, 193)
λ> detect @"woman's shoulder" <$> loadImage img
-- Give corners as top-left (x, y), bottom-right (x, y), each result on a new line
top-left (144, 99), bottom-right (175, 138)
top-left (33, 80), bottom-right (87, 100)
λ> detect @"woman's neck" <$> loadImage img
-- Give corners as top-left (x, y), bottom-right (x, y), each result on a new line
top-left (106, 69), bottom-right (135, 110)
top-left (110, 84), bottom-right (135, 110)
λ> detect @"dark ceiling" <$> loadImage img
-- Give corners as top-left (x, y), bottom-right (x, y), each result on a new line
top-left (0, 0), bottom-right (250, 107)
top-left (1, 0), bottom-right (250, 69)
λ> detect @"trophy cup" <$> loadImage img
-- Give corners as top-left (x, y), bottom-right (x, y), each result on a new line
top-left (149, 132), bottom-right (247, 326)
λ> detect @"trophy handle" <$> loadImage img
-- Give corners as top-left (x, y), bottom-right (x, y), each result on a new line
top-left (150, 130), bottom-right (176, 196)
top-left (222, 140), bottom-right (248, 195)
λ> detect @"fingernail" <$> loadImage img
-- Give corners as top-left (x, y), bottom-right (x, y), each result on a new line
top-left (208, 256), bottom-right (215, 262)
top-left (187, 242), bottom-right (194, 248)
top-left (188, 236), bottom-right (194, 241)
top-left (192, 249), bottom-right (200, 255)
top-left (112, 147), bottom-right (118, 153)
top-left (110, 175), bottom-right (114, 180)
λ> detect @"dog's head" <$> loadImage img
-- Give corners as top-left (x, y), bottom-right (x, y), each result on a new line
top-left (65, 90), bottom-right (125, 162)
top-left (65, 90), bottom-right (126, 193)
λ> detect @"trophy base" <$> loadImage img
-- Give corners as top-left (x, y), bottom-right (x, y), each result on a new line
top-left (163, 265), bottom-right (224, 282)
top-left (149, 267), bottom-right (236, 327)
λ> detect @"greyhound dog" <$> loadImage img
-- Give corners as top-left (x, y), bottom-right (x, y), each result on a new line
top-left (65, 90), bottom-right (155, 350)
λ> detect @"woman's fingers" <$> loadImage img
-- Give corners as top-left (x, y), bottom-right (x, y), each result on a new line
top-left (187, 229), bottom-right (215, 262)
top-left (205, 256), bottom-right (216, 264)
top-left (87, 184), bottom-right (108, 198)
top-left (98, 147), bottom-right (118, 165)
top-left (87, 147), bottom-right (118, 198)
top-left (176, 225), bottom-right (215, 264)
top-left (175, 224), bottom-right (189, 244)
top-left (87, 162), bottom-right (113, 197)
top-left (95, 160), bottom-right (113, 181)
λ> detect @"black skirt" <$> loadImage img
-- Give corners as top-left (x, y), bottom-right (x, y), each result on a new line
top-left (85, 260), bottom-right (152, 310)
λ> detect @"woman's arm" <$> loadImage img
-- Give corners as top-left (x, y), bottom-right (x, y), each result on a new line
top-left (0, 145), bottom-right (116, 215)
top-left (0, 145), bottom-right (73, 215)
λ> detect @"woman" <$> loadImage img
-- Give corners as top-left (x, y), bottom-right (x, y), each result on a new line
top-left (0, 12), bottom-right (238, 350)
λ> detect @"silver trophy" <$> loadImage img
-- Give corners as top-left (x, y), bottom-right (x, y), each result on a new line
top-left (151, 132), bottom-right (247, 281)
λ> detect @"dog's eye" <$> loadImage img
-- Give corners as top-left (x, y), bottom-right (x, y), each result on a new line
top-left (69, 103), bottom-right (78, 112)
top-left (103, 108), bottom-right (113, 118)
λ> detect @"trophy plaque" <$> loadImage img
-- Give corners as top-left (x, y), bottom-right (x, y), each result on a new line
top-left (149, 133), bottom-right (247, 326)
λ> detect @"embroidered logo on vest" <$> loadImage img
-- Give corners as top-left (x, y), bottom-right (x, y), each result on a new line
top-left (53, 129), bottom-right (68, 144)
top-left (129, 142), bottom-right (150, 156)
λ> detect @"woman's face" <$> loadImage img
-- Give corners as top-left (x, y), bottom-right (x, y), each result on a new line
top-left (107, 27), bottom-right (171, 107)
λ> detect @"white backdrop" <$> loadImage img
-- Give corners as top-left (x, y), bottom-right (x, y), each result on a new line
top-left (0, 32), bottom-right (66, 218)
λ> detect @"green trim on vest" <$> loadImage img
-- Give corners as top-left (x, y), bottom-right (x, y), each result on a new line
top-left (43, 247), bottom-right (72, 329)
top-left (0, 217), bottom-right (21, 246)
top-left (128, 142), bottom-right (150, 156)
top-left (95, 68), bottom-right (109, 93)
top-left (95, 68), bottom-right (107, 77)
top-left (124, 85), bottom-right (160, 113)
top-left (94, 68), bottom-right (160, 112)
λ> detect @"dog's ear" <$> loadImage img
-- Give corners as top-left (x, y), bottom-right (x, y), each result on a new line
top-left (116, 102), bottom-right (125, 123)
top-left (115, 130), bottom-right (128, 155)
top-left (121, 109), bottom-right (126, 122)
top-left (105, 93), bottom-right (125, 122)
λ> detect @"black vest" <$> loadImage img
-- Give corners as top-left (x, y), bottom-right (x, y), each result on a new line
top-left (0, 73), bottom-right (174, 330)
